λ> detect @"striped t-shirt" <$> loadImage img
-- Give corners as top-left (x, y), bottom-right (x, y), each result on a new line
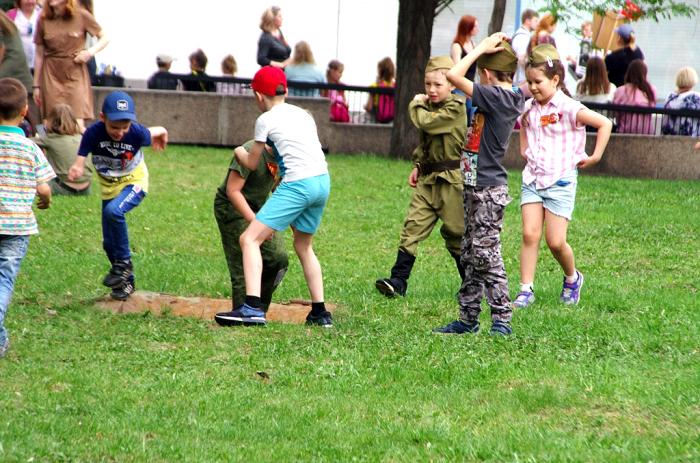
top-left (0, 125), bottom-right (55, 235)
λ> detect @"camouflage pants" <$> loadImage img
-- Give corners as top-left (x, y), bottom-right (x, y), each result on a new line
top-left (214, 202), bottom-right (288, 311)
top-left (398, 179), bottom-right (464, 257)
top-left (458, 185), bottom-right (512, 324)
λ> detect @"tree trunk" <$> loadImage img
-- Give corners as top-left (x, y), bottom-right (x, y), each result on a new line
top-left (390, 0), bottom-right (439, 159)
top-left (488, 0), bottom-right (508, 35)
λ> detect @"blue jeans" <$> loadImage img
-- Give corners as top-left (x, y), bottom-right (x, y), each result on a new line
top-left (102, 185), bottom-right (146, 262)
top-left (0, 235), bottom-right (29, 346)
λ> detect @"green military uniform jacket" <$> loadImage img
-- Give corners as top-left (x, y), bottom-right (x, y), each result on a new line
top-left (214, 141), bottom-right (278, 217)
top-left (408, 93), bottom-right (467, 185)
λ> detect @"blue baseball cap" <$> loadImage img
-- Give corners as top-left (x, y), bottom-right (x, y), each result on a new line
top-left (102, 91), bottom-right (137, 121)
top-left (615, 24), bottom-right (634, 40)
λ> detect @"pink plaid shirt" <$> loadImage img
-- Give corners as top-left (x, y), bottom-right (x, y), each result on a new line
top-left (522, 90), bottom-right (588, 189)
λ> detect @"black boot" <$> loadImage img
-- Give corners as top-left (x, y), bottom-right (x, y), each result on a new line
top-left (103, 259), bottom-right (133, 289)
top-left (451, 251), bottom-right (466, 283)
top-left (375, 250), bottom-right (416, 298)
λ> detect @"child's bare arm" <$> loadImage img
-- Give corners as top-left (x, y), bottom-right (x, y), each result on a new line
top-left (576, 109), bottom-right (612, 168)
top-left (68, 155), bottom-right (86, 181)
top-left (518, 126), bottom-right (529, 160)
top-left (225, 171), bottom-right (255, 222)
top-left (235, 141), bottom-right (265, 170)
top-left (36, 182), bottom-right (51, 209)
top-left (148, 126), bottom-right (169, 151)
top-left (447, 32), bottom-right (508, 97)
top-left (695, 141), bottom-right (700, 150)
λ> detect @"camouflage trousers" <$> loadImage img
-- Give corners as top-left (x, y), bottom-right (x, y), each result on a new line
top-left (458, 185), bottom-right (512, 324)
top-left (214, 203), bottom-right (288, 311)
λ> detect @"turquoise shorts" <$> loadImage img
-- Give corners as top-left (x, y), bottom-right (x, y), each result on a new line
top-left (256, 174), bottom-right (330, 233)
top-left (520, 173), bottom-right (578, 220)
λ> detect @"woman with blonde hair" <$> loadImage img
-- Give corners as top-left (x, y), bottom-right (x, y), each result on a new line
top-left (256, 6), bottom-right (291, 69)
top-left (661, 66), bottom-right (700, 136)
top-left (285, 41), bottom-right (324, 97)
top-left (35, 103), bottom-right (94, 195)
top-left (33, 0), bottom-right (109, 131)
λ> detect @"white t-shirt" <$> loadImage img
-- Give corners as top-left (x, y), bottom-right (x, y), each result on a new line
top-left (254, 102), bottom-right (328, 182)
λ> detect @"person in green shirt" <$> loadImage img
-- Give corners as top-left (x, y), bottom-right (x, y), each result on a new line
top-left (214, 140), bottom-right (288, 325)
top-left (0, 10), bottom-right (38, 134)
top-left (34, 103), bottom-right (94, 195)
top-left (375, 56), bottom-right (467, 298)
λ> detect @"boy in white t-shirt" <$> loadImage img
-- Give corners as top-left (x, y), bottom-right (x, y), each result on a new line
top-left (214, 66), bottom-right (332, 327)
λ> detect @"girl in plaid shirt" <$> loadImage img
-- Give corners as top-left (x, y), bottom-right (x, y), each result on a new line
top-left (515, 44), bottom-right (612, 308)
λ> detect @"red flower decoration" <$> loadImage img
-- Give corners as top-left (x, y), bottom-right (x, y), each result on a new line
top-left (621, 0), bottom-right (644, 21)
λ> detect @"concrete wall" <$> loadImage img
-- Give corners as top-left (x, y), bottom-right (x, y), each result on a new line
top-left (93, 88), bottom-right (699, 180)
top-left (503, 133), bottom-right (700, 181)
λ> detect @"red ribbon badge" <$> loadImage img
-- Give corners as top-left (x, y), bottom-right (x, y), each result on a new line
top-left (540, 113), bottom-right (562, 127)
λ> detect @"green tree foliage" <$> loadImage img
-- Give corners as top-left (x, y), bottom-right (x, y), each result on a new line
top-left (544, 0), bottom-right (698, 31)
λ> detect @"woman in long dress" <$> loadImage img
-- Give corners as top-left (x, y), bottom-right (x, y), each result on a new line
top-left (32, 0), bottom-right (108, 131)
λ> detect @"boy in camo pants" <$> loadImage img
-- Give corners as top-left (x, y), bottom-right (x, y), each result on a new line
top-left (434, 33), bottom-right (525, 336)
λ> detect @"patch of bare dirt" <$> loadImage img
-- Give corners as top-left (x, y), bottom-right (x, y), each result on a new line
top-left (94, 291), bottom-right (335, 324)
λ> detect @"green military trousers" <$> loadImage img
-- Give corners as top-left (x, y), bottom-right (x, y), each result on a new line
top-left (214, 205), bottom-right (288, 311)
top-left (398, 178), bottom-right (464, 257)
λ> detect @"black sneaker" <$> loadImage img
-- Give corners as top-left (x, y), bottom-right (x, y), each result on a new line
top-left (489, 322), bottom-right (512, 336)
top-left (214, 304), bottom-right (267, 326)
top-left (305, 310), bottom-right (333, 327)
top-left (432, 319), bottom-right (479, 334)
top-left (103, 260), bottom-right (133, 289)
top-left (111, 277), bottom-right (135, 301)
top-left (375, 278), bottom-right (406, 298)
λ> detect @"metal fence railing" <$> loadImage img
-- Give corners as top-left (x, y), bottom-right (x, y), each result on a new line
top-left (97, 74), bottom-right (700, 135)
top-left (112, 73), bottom-right (397, 125)
top-left (584, 102), bottom-right (700, 136)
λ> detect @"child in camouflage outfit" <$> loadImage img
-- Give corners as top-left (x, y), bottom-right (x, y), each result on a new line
top-left (435, 33), bottom-right (525, 336)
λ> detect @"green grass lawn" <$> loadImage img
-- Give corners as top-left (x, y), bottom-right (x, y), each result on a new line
top-left (1, 146), bottom-right (698, 462)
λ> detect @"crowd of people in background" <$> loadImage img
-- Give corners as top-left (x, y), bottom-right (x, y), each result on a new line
top-left (1, 2), bottom-right (699, 134)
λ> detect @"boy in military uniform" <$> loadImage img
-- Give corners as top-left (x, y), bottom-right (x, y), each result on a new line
top-left (375, 56), bottom-right (467, 298)
top-left (214, 140), bottom-right (288, 325)
top-left (435, 33), bottom-right (525, 336)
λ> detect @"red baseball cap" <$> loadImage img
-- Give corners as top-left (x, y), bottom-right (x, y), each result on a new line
top-left (252, 66), bottom-right (287, 96)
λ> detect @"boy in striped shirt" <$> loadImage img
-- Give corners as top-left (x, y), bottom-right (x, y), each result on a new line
top-left (0, 78), bottom-right (55, 358)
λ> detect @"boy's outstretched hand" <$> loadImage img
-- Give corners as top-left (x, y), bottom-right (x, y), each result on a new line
top-left (694, 141), bottom-right (700, 150)
top-left (149, 127), bottom-right (169, 151)
top-left (151, 131), bottom-right (168, 151)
